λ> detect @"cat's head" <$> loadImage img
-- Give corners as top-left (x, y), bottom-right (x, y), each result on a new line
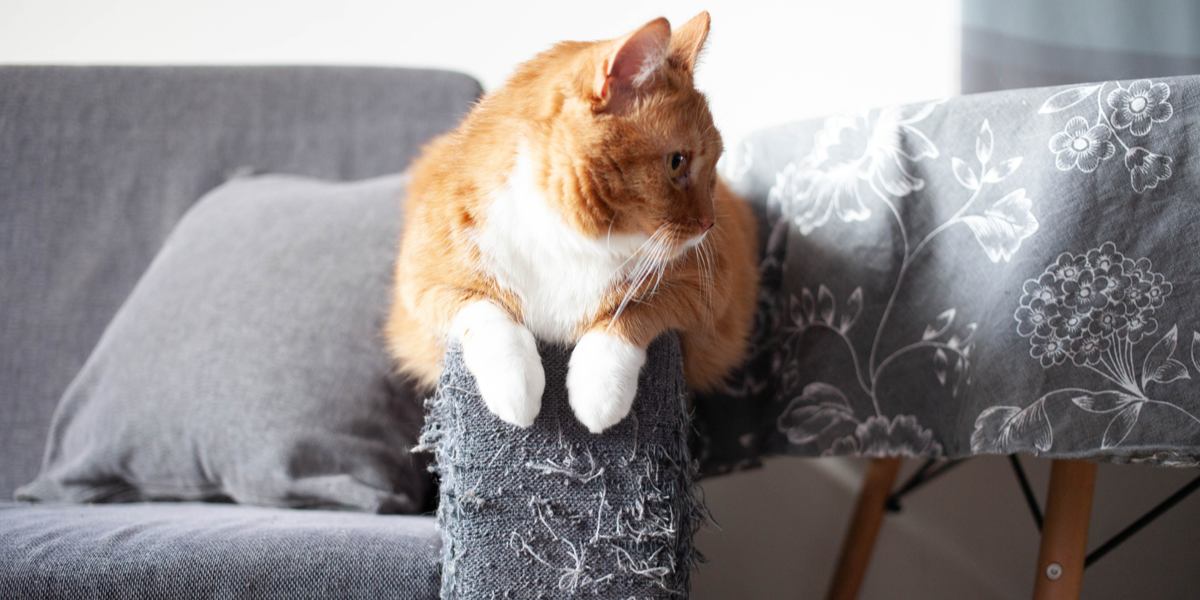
top-left (521, 12), bottom-right (721, 257)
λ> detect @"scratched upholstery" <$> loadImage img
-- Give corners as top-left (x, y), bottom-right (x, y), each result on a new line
top-left (422, 337), bottom-right (702, 598)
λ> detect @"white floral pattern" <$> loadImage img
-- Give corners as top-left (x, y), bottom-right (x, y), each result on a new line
top-left (972, 243), bottom-right (1200, 454)
top-left (1125, 147), bottom-right (1174, 192)
top-left (766, 110), bottom-right (1032, 456)
top-left (768, 104), bottom-right (940, 235)
top-left (696, 76), bottom-right (1195, 471)
top-left (1107, 79), bottom-right (1173, 136)
top-left (1039, 79), bottom-right (1177, 192)
top-left (1049, 118), bottom-right (1115, 173)
top-left (826, 415), bottom-right (943, 457)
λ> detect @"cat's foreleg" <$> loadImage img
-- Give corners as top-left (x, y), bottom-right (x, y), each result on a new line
top-left (567, 308), bottom-right (678, 434)
top-left (450, 299), bottom-right (544, 428)
top-left (568, 288), bottom-right (700, 433)
top-left (566, 329), bottom-right (647, 434)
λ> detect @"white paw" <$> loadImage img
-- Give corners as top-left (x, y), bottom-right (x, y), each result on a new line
top-left (452, 301), bottom-right (544, 428)
top-left (566, 331), bottom-right (646, 434)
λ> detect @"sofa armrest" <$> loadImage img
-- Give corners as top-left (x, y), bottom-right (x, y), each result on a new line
top-left (421, 335), bottom-right (702, 597)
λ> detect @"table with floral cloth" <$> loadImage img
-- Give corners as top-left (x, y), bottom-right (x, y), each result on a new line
top-left (696, 75), bottom-right (1200, 473)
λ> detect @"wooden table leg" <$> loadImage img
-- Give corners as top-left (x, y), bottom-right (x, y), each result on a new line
top-left (1032, 459), bottom-right (1097, 600)
top-left (826, 457), bottom-right (903, 600)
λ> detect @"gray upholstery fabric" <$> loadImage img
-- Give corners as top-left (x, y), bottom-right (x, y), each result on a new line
top-left (0, 502), bottom-right (440, 599)
top-left (698, 74), bottom-right (1200, 471)
top-left (422, 336), bottom-right (703, 598)
top-left (17, 174), bottom-right (429, 513)
top-left (0, 66), bottom-right (482, 498)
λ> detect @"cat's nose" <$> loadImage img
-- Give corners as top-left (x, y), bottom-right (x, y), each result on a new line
top-left (695, 217), bottom-right (714, 232)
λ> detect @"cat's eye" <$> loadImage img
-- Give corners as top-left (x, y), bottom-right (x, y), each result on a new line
top-left (666, 152), bottom-right (688, 178)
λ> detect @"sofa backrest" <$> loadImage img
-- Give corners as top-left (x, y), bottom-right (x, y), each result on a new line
top-left (0, 66), bottom-right (482, 498)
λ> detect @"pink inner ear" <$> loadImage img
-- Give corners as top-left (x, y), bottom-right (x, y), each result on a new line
top-left (607, 19), bottom-right (670, 89)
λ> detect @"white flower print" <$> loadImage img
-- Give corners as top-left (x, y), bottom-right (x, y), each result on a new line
top-left (960, 189), bottom-right (1039, 263)
top-left (942, 120), bottom-right (1035, 263)
top-left (1107, 79), bottom-right (1173, 136)
top-left (768, 102), bottom-right (940, 235)
top-left (776, 382), bottom-right (855, 446)
top-left (1124, 147), bottom-right (1174, 193)
top-left (973, 243), bottom-right (1200, 455)
top-left (823, 415), bottom-right (943, 457)
top-left (768, 161), bottom-right (867, 235)
top-left (1015, 242), bottom-right (1173, 368)
top-left (767, 118), bottom-right (1038, 458)
top-left (1050, 253), bottom-right (1088, 282)
top-left (1049, 117), bottom-right (1116, 173)
top-left (972, 401), bottom-right (1054, 454)
top-left (1039, 79), bottom-right (1180, 193)
top-left (708, 79), bottom-right (1199, 471)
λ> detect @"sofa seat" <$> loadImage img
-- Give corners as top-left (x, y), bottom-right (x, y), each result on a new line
top-left (0, 502), bottom-right (441, 599)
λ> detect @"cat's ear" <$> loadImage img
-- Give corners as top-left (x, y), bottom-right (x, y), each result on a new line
top-left (670, 11), bottom-right (711, 73)
top-left (593, 17), bottom-right (671, 113)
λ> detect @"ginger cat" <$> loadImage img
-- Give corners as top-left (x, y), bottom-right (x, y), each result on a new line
top-left (386, 12), bottom-right (758, 433)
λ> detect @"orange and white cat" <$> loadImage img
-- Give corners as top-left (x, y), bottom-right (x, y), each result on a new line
top-left (386, 12), bottom-right (758, 433)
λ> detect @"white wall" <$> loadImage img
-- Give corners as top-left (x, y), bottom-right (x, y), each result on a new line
top-left (0, 0), bottom-right (961, 145)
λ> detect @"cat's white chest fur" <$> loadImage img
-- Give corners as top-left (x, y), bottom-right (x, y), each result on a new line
top-left (473, 149), bottom-right (646, 343)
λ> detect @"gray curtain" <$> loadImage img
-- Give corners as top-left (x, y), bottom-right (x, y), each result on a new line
top-left (962, 0), bottom-right (1200, 93)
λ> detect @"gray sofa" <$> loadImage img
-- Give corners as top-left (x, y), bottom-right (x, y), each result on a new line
top-left (0, 65), bottom-right (701, 599)
top-left (0, 66), bottom-right (476, 599)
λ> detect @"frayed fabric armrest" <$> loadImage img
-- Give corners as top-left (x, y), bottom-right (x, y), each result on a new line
top-left (419, 335), bottom-right (704, 599)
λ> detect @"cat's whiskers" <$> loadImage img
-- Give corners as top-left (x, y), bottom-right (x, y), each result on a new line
top-left (622, 232), bottom-right (658, 287)
top-left (646, 232), bottom-right (672, 298)
top-left (611, 224), bottom-right (712, 325)
top-left (636, 232), bottom-right (669, 294)
top-left (612, 227), bottom-right (670, 323)
top-left (696, 235), bottom-right (716, 324)
top-left (616, 228), bottom-right (663, 272)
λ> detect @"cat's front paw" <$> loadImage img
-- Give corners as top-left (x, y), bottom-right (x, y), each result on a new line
top-left (453, 301), bottom-right (544, 428)
top-left (566, 331), bottom-right (647, 434)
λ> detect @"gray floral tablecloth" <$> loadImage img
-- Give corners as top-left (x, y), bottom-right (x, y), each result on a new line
top-left (696, 75), bottom-right (1200, 473)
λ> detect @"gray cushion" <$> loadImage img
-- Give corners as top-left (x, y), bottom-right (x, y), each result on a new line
top-left (17, 174), bottom-right (429, 513)
top-left (0, 502), bottom-right (440, 599)
top-left (0, 66), bottom-right (482, 498)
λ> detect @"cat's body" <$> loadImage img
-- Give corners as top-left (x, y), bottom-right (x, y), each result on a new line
top-left (387, 13), bottom-right (758, 433)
